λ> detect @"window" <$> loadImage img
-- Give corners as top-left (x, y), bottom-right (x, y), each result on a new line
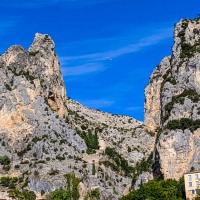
top-left (189, 190), bottom-right (193, 194)
top-left (189, 182), bottom-right (192, 187)
top-left (189, 175), bottom-right (192, 181)
top-left (196, 181), bottom-right (199, 187)
top-left (196, 174), bottom-right (199, 180)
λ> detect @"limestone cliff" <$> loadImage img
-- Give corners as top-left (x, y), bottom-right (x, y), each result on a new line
top-left (145, 16), bottom-right (200, 180)
top-left (0, 33), bottom-right (154, 199)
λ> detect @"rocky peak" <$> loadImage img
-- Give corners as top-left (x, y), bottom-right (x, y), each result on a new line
top-left (2, 45), bottom-right (29, 72)
top-left (1, 33), bottom-right (67, 117)
top-left (28, 33), bottom-right (67, 117)
top-left (29, 33), bottom-right (55, 52)
top-left (28, 33), bottom-right (57, 71)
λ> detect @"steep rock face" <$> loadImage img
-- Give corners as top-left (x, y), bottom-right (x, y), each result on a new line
top-left (0, 33), bottom-right (73, 144)
top-left (0, 34), bottom-right (88, 200)
top-left (145, 17), bottom-right (200, 179)
top-left (0, 33), bottom-right (87, 198)
top-left (144, 56), bottom-right (171, 131)
top-left (2, 33), bottom-right (67, 118)
top-left (29, 33), bottom-right (67, 117)
top-left (0, 33), bottom-right (155, 199)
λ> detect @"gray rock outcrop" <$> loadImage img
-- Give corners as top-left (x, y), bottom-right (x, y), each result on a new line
top-left (0, 33), bottom-right (155, 199)
top-left (145, 16), bottom-right (200, 179)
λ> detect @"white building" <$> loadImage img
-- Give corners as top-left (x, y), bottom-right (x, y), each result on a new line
top-left (184, 171), bottom-right (200, 199)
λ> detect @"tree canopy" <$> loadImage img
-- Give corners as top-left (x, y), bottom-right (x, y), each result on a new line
top-left (121, 178), bottom-right (185, 200)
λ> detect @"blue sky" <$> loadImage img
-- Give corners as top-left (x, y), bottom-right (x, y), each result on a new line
top-left (1, 0), bottom-right (200, 121)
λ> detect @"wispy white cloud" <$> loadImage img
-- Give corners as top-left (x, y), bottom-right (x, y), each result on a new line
top-left (60, 27), bottom-right (173, 63)
top-left (59, 26), bottom-right (173, 78)
top-left (61, 63), bottom-right (105, 76)
top-left (80, 99), bottom-right (115, 108)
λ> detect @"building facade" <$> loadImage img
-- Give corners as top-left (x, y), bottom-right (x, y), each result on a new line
top-left (184, 171), bottom-right (200, 199)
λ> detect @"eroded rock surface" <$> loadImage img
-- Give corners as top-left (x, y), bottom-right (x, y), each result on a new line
top-left (0, 33), bottom-right (155, 199)
top-left (145, 17), bottom-right (200, 179)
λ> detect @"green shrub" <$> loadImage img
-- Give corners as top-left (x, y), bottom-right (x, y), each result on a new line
top-left (128, 146), bottom-right (132, 152)
top-left (5, 83), bottom-right (12, 91)
top-left (85, 188), bottom-right (100, 200)
top-left (102, 161), bottom-right (119, 172)
top-left (46, 157), bottom-right (51, 161)
top-left (3, 165), bottom-right (11, 171)
top-left (0, 155), bottom-right (11, 165)
top-left (0, 177), bottom-right (11, 187)
top-left (0, 177), bottom-right (19, 189)
top-left (92, 163), bottom-right (96, 175)
top-left (46, 189), bottom-right (70, 200)
top-left (180, 43), bottom-right (193, 58)
top-left (145, 130), bottom-right (155, 137)
top-left (81, 124), bottom-right (87, 130)
top-left (14, 165), bottom-right (20, 169)
top-left (34, 170), bottom-right (39, 177)
top-left (86, 148), bottom-right (96, 154)
top-left (56, 155), bottom-right (65, 161)
top-left (48, 168), bottom-right (59, 175)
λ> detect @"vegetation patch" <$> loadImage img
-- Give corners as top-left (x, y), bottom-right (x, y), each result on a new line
top-left (121, 178), bottom-right (185, 200)
top-left (0, 155), bottom-right (11, 165)
top-left (160, 69), bottom-right (176, 100)
top-left (131, 153), bottom-right (153, 185)
top-left (0, 177), bottom-right (18, 189)
top-left (85, 188), bottom-right (100, 200)
top-left (76, 128), bottom-right (99, 154)
top-left (48, 168), bottom-right (59, 175)
top-left (5, 83), bottom-right (12, 91)
top-left (104, 147), bottom-right (134, 176)
top-left (103, 147), bottom-right (153, 180)
top-left (47, 173), bottom-right (80, 200)
top-left (8, 66), bottom-right (35, 84)
top-left (180, 41), bottom-right (200, 59)
top-left (165, 118), bottom-right (200, 131)
top-left (8, 189), bottom-right (36, 200)
top-left (176, 19), bottom-right (200, 59)
top-left (162, 89), bottom-right (200, 122)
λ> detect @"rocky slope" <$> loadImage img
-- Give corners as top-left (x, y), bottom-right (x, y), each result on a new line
top-left (145, 16), bottom-right (200, 180)
top-left (0, 33), bottom-right (155, 199)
